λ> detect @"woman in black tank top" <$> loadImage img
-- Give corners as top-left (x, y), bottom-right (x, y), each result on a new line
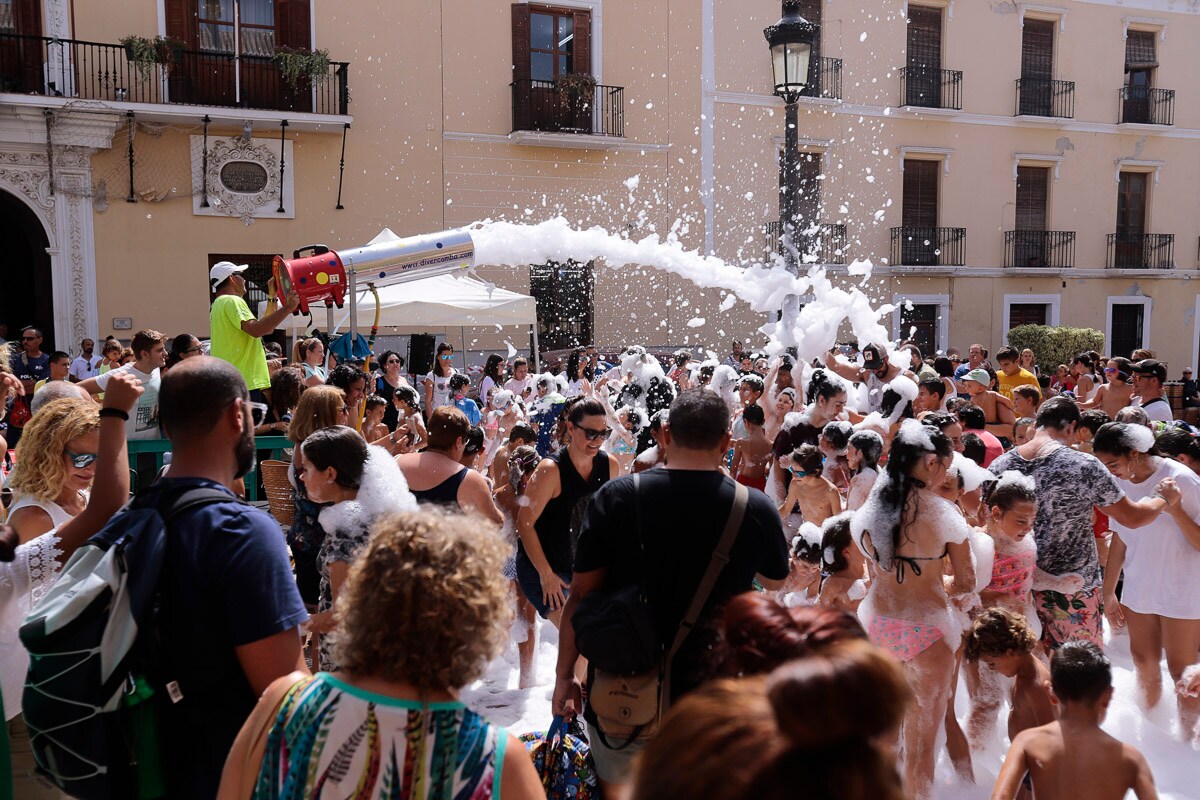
top-left (515, 397), bottom-right (618, 624)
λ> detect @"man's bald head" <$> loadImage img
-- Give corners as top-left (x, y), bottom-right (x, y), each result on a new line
top-left (158, 356), bottom-right (248, 442)
top-left (31, 381), bottom-right (92, 415)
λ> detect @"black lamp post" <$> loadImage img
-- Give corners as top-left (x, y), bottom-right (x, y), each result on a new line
top-left (764, 0), bottom-right (816, 333)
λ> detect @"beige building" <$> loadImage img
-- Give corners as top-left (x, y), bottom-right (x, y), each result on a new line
top-left (2, 0), bottom-right (1199, 375)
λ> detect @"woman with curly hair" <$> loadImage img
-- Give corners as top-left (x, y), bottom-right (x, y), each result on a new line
top-left (8, 398), bottom-right (100, 543)
top-left (851, 419), bottom-right (977, 800)
top-left (219, 509), bottom-right (544, 799)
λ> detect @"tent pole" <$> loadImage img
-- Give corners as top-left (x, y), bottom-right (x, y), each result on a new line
top-left (349, 269), bottom-right (359, 352)
top-left (325, 303), bottom-right (333, 371)
top-left (531, 325), bottom-right (540, 373)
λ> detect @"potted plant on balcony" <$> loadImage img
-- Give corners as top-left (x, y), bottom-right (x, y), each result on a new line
top-left (275, 47), bottom-right (332, 90)
top-left (120, 35), bottom-right (184, 82)
top-left (553, 72), bottom-right (596, 133)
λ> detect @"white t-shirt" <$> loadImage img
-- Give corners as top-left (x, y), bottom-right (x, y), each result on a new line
top-left (93, 364), bottom-right (161, 439)
top-left (1138, 396), bottom-right (1174, 424)
top-left (504, 375), bottom-right (533, 399)
top-left (479, 375), bottom-right (498, 408)
top-left (424, 369), bottom-right (455, 410)
top-left (1109, 457), bottom-right (1200, 619)
top-left (68, 354), bottom-right (103, 382)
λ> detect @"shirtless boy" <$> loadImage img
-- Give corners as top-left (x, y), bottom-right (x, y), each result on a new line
top-left (992, 641), bottom-right (1158, 800)
top-left (966, 608), bottom-right (1056, 760)
top-left (732, 404), bottom-right (772, 492)
top-left (778, 443), bottom-right (843, 526)
top-left (962, 368), bottom-right (1016, 441)
top-left (1083, 357), bottom-right (1135, 419)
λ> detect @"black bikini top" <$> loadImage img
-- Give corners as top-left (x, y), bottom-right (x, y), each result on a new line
top-left (893, 545), bottom-right (949, 584)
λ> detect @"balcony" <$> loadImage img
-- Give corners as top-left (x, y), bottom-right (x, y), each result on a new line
top-left (1014, 78), bottom-right (1074, 119)
top-left (511, 79), bottom-right (624, 137)
top-left (800, 57), bottom-right (842, 101)
top-left (889, 227), bottom-right (966, 267)
top-left (899, 67), bottom-right (962, 110)
top-left (1107, 233), bottom-right (1174, 270)
top-left (765, 221), bottom-right (847, 264)
top-left (0, 33), bottom-right (349, 115)
top-left (1004, 230), bottom-right (1076, 269)
top-left (1118, 86), bottom-right (1174, 126)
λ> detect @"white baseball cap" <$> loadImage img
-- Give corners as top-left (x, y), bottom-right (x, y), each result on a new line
top-left (209, 261), bottom-right (248, 289)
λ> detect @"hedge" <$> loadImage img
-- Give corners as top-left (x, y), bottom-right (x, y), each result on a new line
top-left (1006, 325), bottom-right (1105, 373)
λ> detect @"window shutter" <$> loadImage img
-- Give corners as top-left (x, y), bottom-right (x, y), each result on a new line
top-left (512, 3), bottom-right (531, 83)
top-left (572, 8), bottom-right (591, 75)
top-left (1015, 166), bottom-right (1049, 231)
top-left (13, 0), bottom-right (42, 36)
top-left (1020, 19), bottom-right (1054, 80)
top-left (165, 0), bottom-right (192, 45)
top-left (1125, 31), bottom-right (1156, 68)
top-left (902, 160), bottom-right (939, 229)
top-left (276, 0), bottom-right (311, 50)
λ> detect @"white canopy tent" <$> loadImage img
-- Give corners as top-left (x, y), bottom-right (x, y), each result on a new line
top-left (262, 229), bottom-right (540, 367)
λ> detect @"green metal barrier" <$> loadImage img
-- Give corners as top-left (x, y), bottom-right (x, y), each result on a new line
top-left (125, 435), bottom-right (292, 500)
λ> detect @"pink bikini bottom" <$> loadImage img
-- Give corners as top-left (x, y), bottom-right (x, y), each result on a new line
top-left (868, 615), bottom-right (946, 662)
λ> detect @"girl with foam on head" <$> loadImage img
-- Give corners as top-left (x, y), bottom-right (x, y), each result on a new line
top-left (851, 418), bottom-right (976, 800)
top-left (1094, 421), bottom-right (1200, 740)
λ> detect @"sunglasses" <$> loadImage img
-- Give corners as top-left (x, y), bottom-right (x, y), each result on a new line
top-left (577, 425), bottom-right (612, 442)
top-left (440, 354), bottom-right (453, 360)
top-left (64, 450), bottom-right (98, 469)
top-left (385, 358), bottom-right (401, 365)
top-left (248, 401), bottom-right (268, 426)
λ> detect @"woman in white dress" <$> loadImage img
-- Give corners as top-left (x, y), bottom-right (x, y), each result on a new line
top-left (1095, 421), bottom-right (1200, 741)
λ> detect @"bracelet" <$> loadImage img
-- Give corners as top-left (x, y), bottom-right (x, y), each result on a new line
top-left (98, 407), bottom-right (129, 421)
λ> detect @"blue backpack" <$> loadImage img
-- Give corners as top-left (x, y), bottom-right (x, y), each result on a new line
top-left (19, 487), bottom-right (233, 800)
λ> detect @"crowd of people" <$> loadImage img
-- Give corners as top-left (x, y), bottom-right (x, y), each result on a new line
top-left (1, 267), bottom-right (1198, 800)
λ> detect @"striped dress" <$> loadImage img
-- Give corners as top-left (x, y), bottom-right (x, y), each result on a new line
top-left (253, 673), bottom-right (506, 800)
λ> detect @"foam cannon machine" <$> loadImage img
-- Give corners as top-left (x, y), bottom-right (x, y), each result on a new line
top-left (271, 228), bottom-right (477, 353)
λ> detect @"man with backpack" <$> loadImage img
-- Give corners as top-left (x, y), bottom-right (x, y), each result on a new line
top-left (552, 389), bottom-right (788, 795)
top-left (23, 358), bottom-right (309, 800)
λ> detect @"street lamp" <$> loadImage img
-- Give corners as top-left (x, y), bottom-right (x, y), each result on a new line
top-left (764, 0), bottom-right (816, 340)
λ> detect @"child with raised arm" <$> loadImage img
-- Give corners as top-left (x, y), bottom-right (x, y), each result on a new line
top-left (732, 404), bottom-right (772, 492)
top-left (817, 512), bottom-right (869, 613)
top-left (966, 608), bottom-right (1056, 750)
top-left (778, 443), bottom-right (842, 526)
top-left (992, 641), bottom-right (1158, 800)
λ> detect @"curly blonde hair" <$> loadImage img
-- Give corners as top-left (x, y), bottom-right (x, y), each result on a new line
top-left (9, 398), bottom-right (100, 502)
top-left (336, 509), bottom-right (514, 694)
top-left (288, 385), bottom-right (345, 444)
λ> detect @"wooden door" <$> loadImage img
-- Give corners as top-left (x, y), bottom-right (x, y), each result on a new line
top-left (1020, 19), bottom-right (1054, 115)
top-left (1116, 172), bottom-right (1147, 268)
top-left (902, 159), bottom-right (939, 265)
top-left (0, 0), bottom-right (43, 94)
top-left (512, 4), bottom-right (591, 133)
top-left (1123, 31), bottom-right (1155, 123)
top-left (905, 6), bottom-right (941, 107)
top-left (900, 304), bottom-right (937, 356)
top-left (1014, 166), bottom-right (1049, 266)
top-left (1009, 304), bottom-right (1047, 329)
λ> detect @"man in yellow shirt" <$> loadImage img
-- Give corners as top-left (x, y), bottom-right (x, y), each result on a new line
top-left (208, 261), bottom-right (299, 402)
top-left (995, 345), bottom-right (1041, 401)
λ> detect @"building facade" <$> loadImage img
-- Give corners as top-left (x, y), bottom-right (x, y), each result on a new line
top-left (2, 0), bottom-right (1199, 373)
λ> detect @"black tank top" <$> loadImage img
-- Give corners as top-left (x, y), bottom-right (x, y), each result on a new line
top-left (411, 466), bottom-right (469, 508)
top-left (521, 450), bottom-right (611, 574)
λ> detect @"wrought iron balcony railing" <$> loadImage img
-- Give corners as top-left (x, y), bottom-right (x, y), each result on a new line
top-left (1106, 233), bottom-right (1174, 270)
top-left (899, 66), bottom-right (962, 110)
top-left (1118, 86), bottom-right (1174, 125)
top-left (511, 79), bottom-right (624, 137)
top-left (0, 32), bottom-right (349, 114)
top-left (799, 57), bottom-right (842, 100)
top-left (765, 221), bottom-right (848, 265)
top-left (890, 226), bottom-right (966, 267)
top-left (1014, 77), bottom-right (1074, 118)
top-left (1004, 230), bottom-right (1076, 268)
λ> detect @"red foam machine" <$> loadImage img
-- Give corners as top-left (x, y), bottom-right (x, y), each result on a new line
top-left (272, 245), bottom-right (348, 314)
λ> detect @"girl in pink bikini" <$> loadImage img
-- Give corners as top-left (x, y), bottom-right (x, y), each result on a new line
top-left (852, 419), bottom-right (976, 800)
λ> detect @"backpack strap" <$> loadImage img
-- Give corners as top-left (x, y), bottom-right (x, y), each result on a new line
top-left (161, 487), bottom-right (241, 520)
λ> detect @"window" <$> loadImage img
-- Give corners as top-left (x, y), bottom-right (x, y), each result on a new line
top-left (905, 6), bottom-right (942, 107)
top-left (0, 0), bottom-right (13, 32)
top-left (530, 261), bottom-right (594, 352)
top-left (892, 294), bottom-right (949, 354)
top-left (0, 0), bottom-right (42, 92)
top-left (513, 4), bottom-right (593, 83)
top-left (198, 0), bottom-right (275, 56)
top-left (208, 253), bottom-right (274, 310)
top-left (781, 152), bottom-right (822, 233)
top-left (1004, 294), bottom-right (1060, 331)
top-left (1113, 171), bottom-right (1148, 267)
top-left (1108, 299), bottom-right (1149, 359)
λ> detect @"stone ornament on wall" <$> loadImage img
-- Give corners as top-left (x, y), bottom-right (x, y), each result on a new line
top-left (190, 135), bottom-right (296, 225)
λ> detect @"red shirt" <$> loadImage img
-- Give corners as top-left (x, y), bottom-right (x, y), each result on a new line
top-left (968, 428), bottom-right (1005, 466)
